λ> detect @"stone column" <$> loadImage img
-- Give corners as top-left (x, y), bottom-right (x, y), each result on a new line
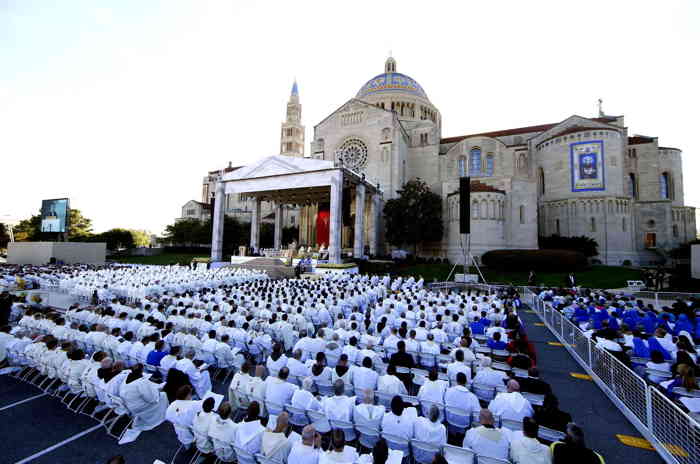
top-left (274, 202), bottom-right (283, 249)
top-left (210, 182), bottom-right (226, 261)
top-left (250, 197), bottom-right (261, 253)
top-left (369, 193), bottom-right (382, 256)
top-left (353, 184), bottom-right (366, 258)
top-left (329, 171), bottom-right (344, 263)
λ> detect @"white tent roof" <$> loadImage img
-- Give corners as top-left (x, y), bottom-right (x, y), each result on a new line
top-left (223, 155), bottom-right (334, 181)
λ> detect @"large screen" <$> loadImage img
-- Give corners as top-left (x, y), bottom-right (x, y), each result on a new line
top-left (40, 198), bottom-right (70, 233)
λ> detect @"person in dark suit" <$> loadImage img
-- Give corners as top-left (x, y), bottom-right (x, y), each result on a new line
top-left (516, 367), bottom-right (551, 395)
top-left (389, 340), bottom-right (415, 390)
top-left (566, 273), bottom-right (576, 288)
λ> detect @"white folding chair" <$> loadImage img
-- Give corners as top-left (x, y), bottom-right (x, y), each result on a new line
top-left (476, 455), bottom-right (511, 464)
top-left (381, 431), bottom-right (410, 455)
top-left (411, 439), bottom-right (442, 464)
top-left (444, 444), bottom-right (475, 464)
top-left (538, 425), bottom-right (566, 443)
top-left (356, 423), bottom-right (381, 450)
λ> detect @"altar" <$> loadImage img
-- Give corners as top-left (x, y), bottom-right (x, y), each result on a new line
top-left (210, 155), bottom-right (383, 264)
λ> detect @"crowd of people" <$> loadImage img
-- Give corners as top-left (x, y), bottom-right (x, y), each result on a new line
top-left (538, 287), bottom-right (700, 415)
top-left (0, 264), bottom-right (609, 463)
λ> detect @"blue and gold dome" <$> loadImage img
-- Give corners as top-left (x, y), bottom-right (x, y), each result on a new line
top-left (356, 57), bottom-right (429, 100)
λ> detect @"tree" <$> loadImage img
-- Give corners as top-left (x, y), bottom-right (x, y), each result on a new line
top-left (13, 209), bottom-right (93, 241)
top-left (383, 178), bottom-right (444, 255)
top-left (163, 219), bottom-right (204, 245)
top-left (68, 209), bottom-right (93, 238)
top-left (0, 223), bottom-right (10, 249)
top-left (129, 229), bottom-right (151, 248)
top-left (92, 229), bottom-right (135, 251)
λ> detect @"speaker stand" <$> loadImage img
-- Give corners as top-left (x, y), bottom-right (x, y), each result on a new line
top-left (445, 233), bottom-right (487, 284)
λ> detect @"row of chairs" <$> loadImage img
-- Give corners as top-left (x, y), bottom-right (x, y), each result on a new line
top-left (8, 351), bottom-right (138, 443)
top-left (232, 392), bottom-right (563, 464)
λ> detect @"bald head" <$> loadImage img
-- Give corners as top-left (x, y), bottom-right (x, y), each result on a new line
top-left (479, 408), bottom-right (495, 426)
top-left (507, 379), bottom-right (520, 393)
top-left (301, 425), bottom-right (316, 445)
top-left (255, 365), bottom-right (265, 378)
top-left (362, 389), bottom-right (374, 405)
top-left (274, 412), bottom-right (289, 433)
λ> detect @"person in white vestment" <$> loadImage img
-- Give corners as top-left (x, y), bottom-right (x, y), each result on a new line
top-left (445, 372), bottom-right (481, 416)
top-left (377, 364), bottom-right (408, 396)
top-left (463, 409), bottom-right (511, 460)
top-left (175, 351), bottom-right (212, 398)
top-left (287, 425), bottom-right (321, 464)
top-left (119, 364), bottom-right (169, 431)
top-left (228, 361), bottom-right (253, 407)
top-left (165, 385), bottom-right (202, 447)
top-left (192, 397), bottom-right (217, 455)
top-left (159, 346), bottom-right (179, 373)
top-left (262, 412), bottom-right (295, 463)
top-left (291, 377), bottom-right (322, 412)
top-left (352, 357), bottom-right (378, 401)
top-left (488, 380), bottom-right (534, 423)
top-left (354, 390), bottom-right (385, 428)
top-left (320, 429), bottom-right (359, 464)
top-left (417, 369), bottom-right (448, 415)
top-left (413, 405), bottom-right (447, 448)
top-left (208, 402), bottom-right (238, 461)
top-left (446, 349), bottom-right (472, 384)
top-left (322, 380), bottom-right (355, 438)
top-left (472, 357), bottom-right (507, 388)
top-left (510, 417), bottom-right (551, 464)
top-left (381, 396), bottom-right (417, 442)
top-left (66, 349), bottom-right (89, 393)
top-left (265, 368), bottom-right (298, 414)
top-left (234, 401), bottom-right (265, 455)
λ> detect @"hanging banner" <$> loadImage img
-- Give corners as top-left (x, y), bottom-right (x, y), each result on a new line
top-left (570, 140), bottom-right (605, 192)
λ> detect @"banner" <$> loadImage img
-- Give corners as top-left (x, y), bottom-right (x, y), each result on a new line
top-left (40, 198), bottom-right (69, 233)
top-left (570, 140), bottom-right (605, 192)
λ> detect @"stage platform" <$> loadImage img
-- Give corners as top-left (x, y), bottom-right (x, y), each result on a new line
top-left (226, 257), bottom-right (295, 279)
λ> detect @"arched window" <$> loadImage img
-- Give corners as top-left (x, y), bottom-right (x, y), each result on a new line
top-left (629, 173), bottom-right (637, 199)
top-left (538, 167), bottom-right (545, 196)
top-left (590, 217), bottom-right (596, 232)
top-left (660, 172), bottom-right (670, 199)
top-left (486, 154), bottom-right (494, 176)
top-left (556, 219), bottom-right (560, 235)
top-left (519, 205), bottom-right (525, 224)
top-left (469, 148), bottom-right (482, 176)
top-left (458, 156), bottom-right (466, 177)
top-left (472, 200), bottom-right (479, 219)
top-left (622, 217), bottom-right (627, 232)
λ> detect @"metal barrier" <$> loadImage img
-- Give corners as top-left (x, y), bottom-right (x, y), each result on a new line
top-left (524, 289), bottom-right (700, 464)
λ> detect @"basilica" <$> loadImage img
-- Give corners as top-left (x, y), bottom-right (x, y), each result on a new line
top-left (199, 57), bottom-right (696, 266)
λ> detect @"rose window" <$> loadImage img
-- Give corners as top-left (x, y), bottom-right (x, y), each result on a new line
top-left (336, 138), bottom-right (368, 171)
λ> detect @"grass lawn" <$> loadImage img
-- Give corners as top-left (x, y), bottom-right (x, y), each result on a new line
top-left (394, 263), bottom-right (642, 289)
top-left (111, 253), bottom-right (207, 265)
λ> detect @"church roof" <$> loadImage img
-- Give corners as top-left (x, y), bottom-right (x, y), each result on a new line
top-left (447, 180), bottom-right (505, 196)
top-left (441, 116), bottom-right (619, 144)
top-left (628, 135), bottom-right (656, 145)
top-left (356, 72), bottom-right (428, 100)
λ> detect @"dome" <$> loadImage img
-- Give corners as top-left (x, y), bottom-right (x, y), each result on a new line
top-left (356, 57), bottom-right (429, 100)
top-left (356, 71), bottom-right (428, 100)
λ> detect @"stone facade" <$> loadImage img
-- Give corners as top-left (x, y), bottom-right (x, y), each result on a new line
top-left (303, 57), bottom-right (695, 265)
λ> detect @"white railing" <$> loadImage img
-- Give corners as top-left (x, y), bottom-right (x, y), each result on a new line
top-left (524, 289), bottom-right (700, 464)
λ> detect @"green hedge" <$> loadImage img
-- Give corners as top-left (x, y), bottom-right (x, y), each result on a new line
top-left (481, 249), bottom-right (588, 272)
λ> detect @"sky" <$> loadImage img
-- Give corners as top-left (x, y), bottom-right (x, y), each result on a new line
top-left (1, 0), bottom-right (699, 235)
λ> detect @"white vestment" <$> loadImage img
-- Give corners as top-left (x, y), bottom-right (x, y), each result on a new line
top-left (166, 399), bottom-right (202, 445)
top-left (119, 376), bottom-right (169, 431)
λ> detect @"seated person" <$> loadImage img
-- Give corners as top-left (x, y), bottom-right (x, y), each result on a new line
top-left (488, 379), bottom-right (534, 423)
top-left (463, 409), bottom-right (511, 460)
top-left (534, 394), bottom-right (571, 432)
top-left (487, 332), bottom-right (508, 351)
top-left (551, 423), bottom-right (604, 464)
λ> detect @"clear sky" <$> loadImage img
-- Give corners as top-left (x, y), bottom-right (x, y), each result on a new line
top-left (1, 0), bottom-right (698, 234)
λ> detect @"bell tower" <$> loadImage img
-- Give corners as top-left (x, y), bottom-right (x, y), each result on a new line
top-left (280, 80), bottom-right (305, 157)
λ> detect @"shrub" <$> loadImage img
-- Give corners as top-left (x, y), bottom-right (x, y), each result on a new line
top-left (481, 249), bottom-right (588, 272)
top-left (622, 259), bottom-right (632, 266)
top-left (539, 235), bottom-right (599, 258)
